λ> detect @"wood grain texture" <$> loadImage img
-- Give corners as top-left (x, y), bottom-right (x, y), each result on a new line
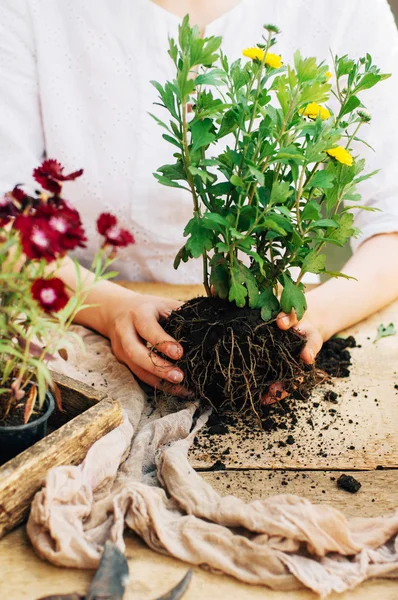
top-left (0, 527), bottom-right (397, 600)
top-left (201, 470), bottom-right (398, 518)
top-left (0, 392), bottom-right (123, 539)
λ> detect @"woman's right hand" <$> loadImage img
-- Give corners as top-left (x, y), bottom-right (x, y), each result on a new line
top-left (102, 288), bottom-right (191, 396)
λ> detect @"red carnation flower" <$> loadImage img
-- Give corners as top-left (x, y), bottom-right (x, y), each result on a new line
top-left (14, 215), bottom-right (60, 262)
top-left (35, 201), bottom-right (87, 251)
top-left (96, 212), bottom-right (134, 248)
top-left (33, 159), bottom-right (84, 195)
top-left (31, 278), bottom-right (69, 313)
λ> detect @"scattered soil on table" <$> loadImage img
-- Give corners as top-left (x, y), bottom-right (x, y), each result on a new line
top-left (161, 296), bottom-right (319, 418)
top-left (337, 474), bottom-right (362, 493)
top-left (189, 333), bottom-right (362, 477)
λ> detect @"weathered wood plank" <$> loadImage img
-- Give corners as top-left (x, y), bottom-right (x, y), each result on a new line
top-left (0, 396), bottom-right (123, 538)
top-left (0, 526), bottom-right (397, 600)
top-left (201, 469), bottom-right (398, 518)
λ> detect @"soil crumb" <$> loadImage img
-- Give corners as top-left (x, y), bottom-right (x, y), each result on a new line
top-left (337, 474), bottom-right (362, 493)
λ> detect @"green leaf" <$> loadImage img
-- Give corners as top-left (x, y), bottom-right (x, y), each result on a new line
top-left (280, 274), bottom-right (307, 320)
top-left (153, 174), bottom-right (188, 190)
top-left (230, 174), bottom-right (245, 188)
top-left (309, 170), bottom-right (335, 190)
top-left (354, 73), bottom-right (383, 94)
top-left (301, 200), bottom-right (321, 221)
top-left (229, 266), bottom-right (248, 308)
top-left (184, 218), bottom-right (214, 258)
top-left (339, 95), bottom-right (361, 119)
top-left (188, 166), bottom-right (214, 183)
top-left (210, 254), bottom-right (230, 299)
top-left (237, 205), bottom-right (257, 231)
top-left (270, 180), bottom-right (293, 204)
top-left (248, 165), bottom-right (265, 186)
top-left (190, 118), bottom-right (216, 152)
top-left (302, 252), bottom-right (326, 274)
top-left (162, 133), bottom-right (182, 149)
top-left (310, 218), bottom-right (339, 229)
top-left (229, 262), bottom-right (259, 309)
top-left (256, 287), bottom-right (280, 321)
top-left (374, 323), bottom-right (396, 343)
top-left (195, 69), bottom-right (226, 86)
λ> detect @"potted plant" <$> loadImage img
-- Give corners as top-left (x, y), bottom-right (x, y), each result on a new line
top-left (152, 18), bottom-right (388, 417)
top-left (0, 160), bottom-right (133, 462)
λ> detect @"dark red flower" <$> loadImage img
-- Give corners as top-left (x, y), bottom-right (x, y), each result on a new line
top-left (96, 212), bottom-right (135, 248)
top-left (14, 215), bottom-right (60, 262)
top-left (33, 159), bottom-right (84, 195)
top-left (31, 278), bottom-right (69, 313)
top-left (35, 201), bottom-right (87, 251)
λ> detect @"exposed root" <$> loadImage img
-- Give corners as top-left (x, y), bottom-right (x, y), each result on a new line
top-left (157, 296), bottom-right (319, 416)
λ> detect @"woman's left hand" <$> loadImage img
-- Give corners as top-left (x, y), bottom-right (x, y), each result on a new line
top-left (262, 309), bottom-right (324, 405)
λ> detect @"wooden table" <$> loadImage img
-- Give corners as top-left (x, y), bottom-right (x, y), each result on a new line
top-left (1, 282), bottom-right (397, 600)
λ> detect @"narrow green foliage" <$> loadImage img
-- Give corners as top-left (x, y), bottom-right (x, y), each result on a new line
top-left (152, 17), bottom-right (388, 321)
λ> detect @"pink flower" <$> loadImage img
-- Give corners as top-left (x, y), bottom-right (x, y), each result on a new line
top-left (33, 159), bottom-right (84, 195)
top-left (96, 213), bottom-right (135, 248)
top-left (14, 215), bottom-right (60, 262)
top-left (31, 278), bottom-right (69, 313)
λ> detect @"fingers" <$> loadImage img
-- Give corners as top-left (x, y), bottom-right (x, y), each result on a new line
top-left (133, 307), bottom-right (183, 361)
top-left (298, 323), bottom-right (323, 364)
top-left (113, 319), bottom-right (184, 385)
top-left (261, 382), bottom-right (289, 406)
top-left (276, 310), bottom-right (323, 365)
top-left (276, 310), bottom-right (299, 331)
top-left (131, 365), bottom-right (192, 398)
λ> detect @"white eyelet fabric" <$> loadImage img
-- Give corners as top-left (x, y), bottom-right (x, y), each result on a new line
top-left (0, 0), bottom-right (397, 282)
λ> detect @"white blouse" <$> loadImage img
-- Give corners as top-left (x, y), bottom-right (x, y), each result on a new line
top-left (1, 0), bottom-right (398, 283)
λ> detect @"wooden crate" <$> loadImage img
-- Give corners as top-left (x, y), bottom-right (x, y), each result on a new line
top-left (0, 372), bottom-right (123, 539)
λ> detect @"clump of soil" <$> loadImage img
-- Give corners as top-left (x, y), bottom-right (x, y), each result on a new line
top-left (316, 336), bottom-right (356, 377)
top-left (337, 474), bottom-right (361, 493)
top-left (161, 296), bottom-right (317, 416)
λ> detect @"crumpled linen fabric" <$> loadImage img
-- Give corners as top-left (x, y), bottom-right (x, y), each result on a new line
top-left (27, 327), bottom-right (398, 597)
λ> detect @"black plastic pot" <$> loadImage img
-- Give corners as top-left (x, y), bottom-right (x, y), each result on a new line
top-left (0, 391), bottom-right (55, 464)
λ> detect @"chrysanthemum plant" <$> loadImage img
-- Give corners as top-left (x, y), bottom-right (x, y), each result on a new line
top-left (153, 18), bottom-right (388, 322)
top-left (0, 161), bottom-right (134, 423)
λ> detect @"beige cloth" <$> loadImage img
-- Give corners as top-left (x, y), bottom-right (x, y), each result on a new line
top-left (27, 327), bottom-right (398, 598)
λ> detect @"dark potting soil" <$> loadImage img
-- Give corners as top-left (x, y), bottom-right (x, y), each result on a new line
top-left (161, 296), bottom-right (317, 414)
top-left (337, 474), bottom-right (362, 493)
top-left (0, 402), bottom-right (46, 427)
top-left (316, 336), bottom-right (356, 377)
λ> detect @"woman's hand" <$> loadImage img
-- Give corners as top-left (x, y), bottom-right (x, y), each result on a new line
top-left (99, 288), bottom-right (189, 396)
top-left (276, 309), bottom-right (324, 365)
top-left (262, 305), bottom-right (325, 406)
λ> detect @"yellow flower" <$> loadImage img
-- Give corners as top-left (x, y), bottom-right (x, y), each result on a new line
top-left (326, 146), bottom-right (354, 166)
top-left (242, 48), bottom-right (283, 68)
top-left (243, 47), bottom-right (265, 61)
top-left (325, 71), bottom-right (333, 81)
top-left (302, 102), bottom-right (331, 120)
top-left (265, 52), bottom-right (283, 69)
